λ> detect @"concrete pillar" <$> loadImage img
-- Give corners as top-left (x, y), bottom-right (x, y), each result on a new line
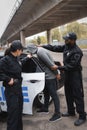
top-left (47, 29), bottom-right (52, 44)
top-left (20, 30), bottom-right (26, 46)
top-left (6, 41), bottom-right (9, 47)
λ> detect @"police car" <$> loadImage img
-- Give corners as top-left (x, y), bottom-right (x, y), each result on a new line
top-left (0, 53), bottom-right (64, 115)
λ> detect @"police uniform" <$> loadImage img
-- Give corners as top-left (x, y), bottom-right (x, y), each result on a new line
top-left (0, 40), bottom-right (29, 130)
top-left (42, 37), bottom-right (86, 121)
top-left (0, 54), bottom-right (23, 130)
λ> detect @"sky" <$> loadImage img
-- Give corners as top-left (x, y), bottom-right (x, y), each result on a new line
top-left (0, 0), bottom-right (87, 39)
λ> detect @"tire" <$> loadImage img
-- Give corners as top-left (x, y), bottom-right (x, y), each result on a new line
top-left (34, 92), bottom-right (52, 108)
top-left (0, 110), bottom-right (7, 122)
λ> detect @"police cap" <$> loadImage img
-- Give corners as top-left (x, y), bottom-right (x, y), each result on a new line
top-left (10, 40), bottom-right (24, 52)
top-left (63, 32), bottom-right (77, 40)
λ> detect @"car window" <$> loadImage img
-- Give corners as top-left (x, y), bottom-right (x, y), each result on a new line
top-left (22, 57), bottom-right (43, 73)
top-left (22, 58), bottom-right (37, 73)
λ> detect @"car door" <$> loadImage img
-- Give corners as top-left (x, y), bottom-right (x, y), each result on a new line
top-left (22, 57), bottom-right (45, 114)
top-left (0, 56), bottom-right (45, 115)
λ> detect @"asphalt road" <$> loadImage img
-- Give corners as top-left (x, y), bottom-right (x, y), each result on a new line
top-left (0, 50), bottom-right (87, 130)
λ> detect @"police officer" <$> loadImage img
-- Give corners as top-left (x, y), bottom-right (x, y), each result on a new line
top-left (42, 32), bottom-right (86, 126)
top-left (0, 40), bottom-right (30, 130)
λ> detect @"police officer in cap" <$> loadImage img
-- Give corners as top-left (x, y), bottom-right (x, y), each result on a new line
top-left (0, 40), bottom-right (31, 130)
top-left (41, 32), bottom-right (86, 126)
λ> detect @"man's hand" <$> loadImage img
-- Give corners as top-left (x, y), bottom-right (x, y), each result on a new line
top-left (51, 65), bottom-right (58, 70)
top-left (8, 78), bottom-right (14, 86)
top-left (27, 54), bottom-right (32, 58)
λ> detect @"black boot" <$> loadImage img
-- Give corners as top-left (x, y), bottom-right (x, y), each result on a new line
top-left (74, 118), bottom-right (86, 126)
top-left (62, 112), bottom-right (75, 117)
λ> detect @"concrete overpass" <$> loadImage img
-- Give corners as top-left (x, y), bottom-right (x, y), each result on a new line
top-left (1, 0), bottom-right (87, 45)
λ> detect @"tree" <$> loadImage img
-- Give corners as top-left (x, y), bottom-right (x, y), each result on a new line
top-left (39, 36), bottom-right (47, 44)
top-left (51, 28), bottom-right (61, 41)
top-left (65, 22), bottom-right (87, 39)
top-left (30, 37), bottom-right (37, 44)
top-left (66, 22), bottom-right (81, 38)
top-left (37, 36), bottom-right (41, 45)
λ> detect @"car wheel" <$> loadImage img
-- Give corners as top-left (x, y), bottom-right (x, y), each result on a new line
top-left (34, 92), bottom-right (52, 108)
top-left (0, 110), bottom-right (7, 122)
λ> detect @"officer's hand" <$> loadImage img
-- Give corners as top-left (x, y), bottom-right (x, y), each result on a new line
top-left (8, 78), bottom-right (14, 86)
top-left (56, 74), bottom-right (61, 80)
top-left (36, 45), bottom-right (42, 47)
top-left (51, 65), bottom-right (58, 70)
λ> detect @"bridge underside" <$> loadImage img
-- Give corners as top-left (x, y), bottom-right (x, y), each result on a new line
top-left (1, 0), bottom-right (87, 43)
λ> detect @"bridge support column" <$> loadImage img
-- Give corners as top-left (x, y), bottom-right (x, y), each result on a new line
top-left (6, 41), bottom-right (9, 47)
top-left (47, 29), bottom-right (52, 44)
top-left (20, 30), bottom-right (26, 46)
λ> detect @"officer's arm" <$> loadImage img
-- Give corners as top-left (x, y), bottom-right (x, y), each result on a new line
top-left (0, 61), bottom-right (11, 82)
top-left (58, 53), bottom-right (82, 71)
top-left (21, 54), bottom-right (32, 65)
top-left (42, 44), bottom-right (65, 52)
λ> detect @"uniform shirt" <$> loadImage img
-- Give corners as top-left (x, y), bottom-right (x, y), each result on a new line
top-left (43, 43), bottom-right (83, 71)
top-left (0, 53), bottom-right (29, 87)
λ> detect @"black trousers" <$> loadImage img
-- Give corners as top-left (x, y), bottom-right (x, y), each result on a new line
top-left (44, 78), bottom-right (60, 113)
top-left (5, 89), bottom-right (23, 130)
top-left (64, 70), bottom-right (86, 119)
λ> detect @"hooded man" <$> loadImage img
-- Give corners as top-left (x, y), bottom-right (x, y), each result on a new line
top-left (26, 44), bottom-right (61, 122)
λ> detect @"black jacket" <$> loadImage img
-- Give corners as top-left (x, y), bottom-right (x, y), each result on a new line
top-left (0, 53), bottom-right (29, 94)
top-left (43, 43), bottom-right (83, 71)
